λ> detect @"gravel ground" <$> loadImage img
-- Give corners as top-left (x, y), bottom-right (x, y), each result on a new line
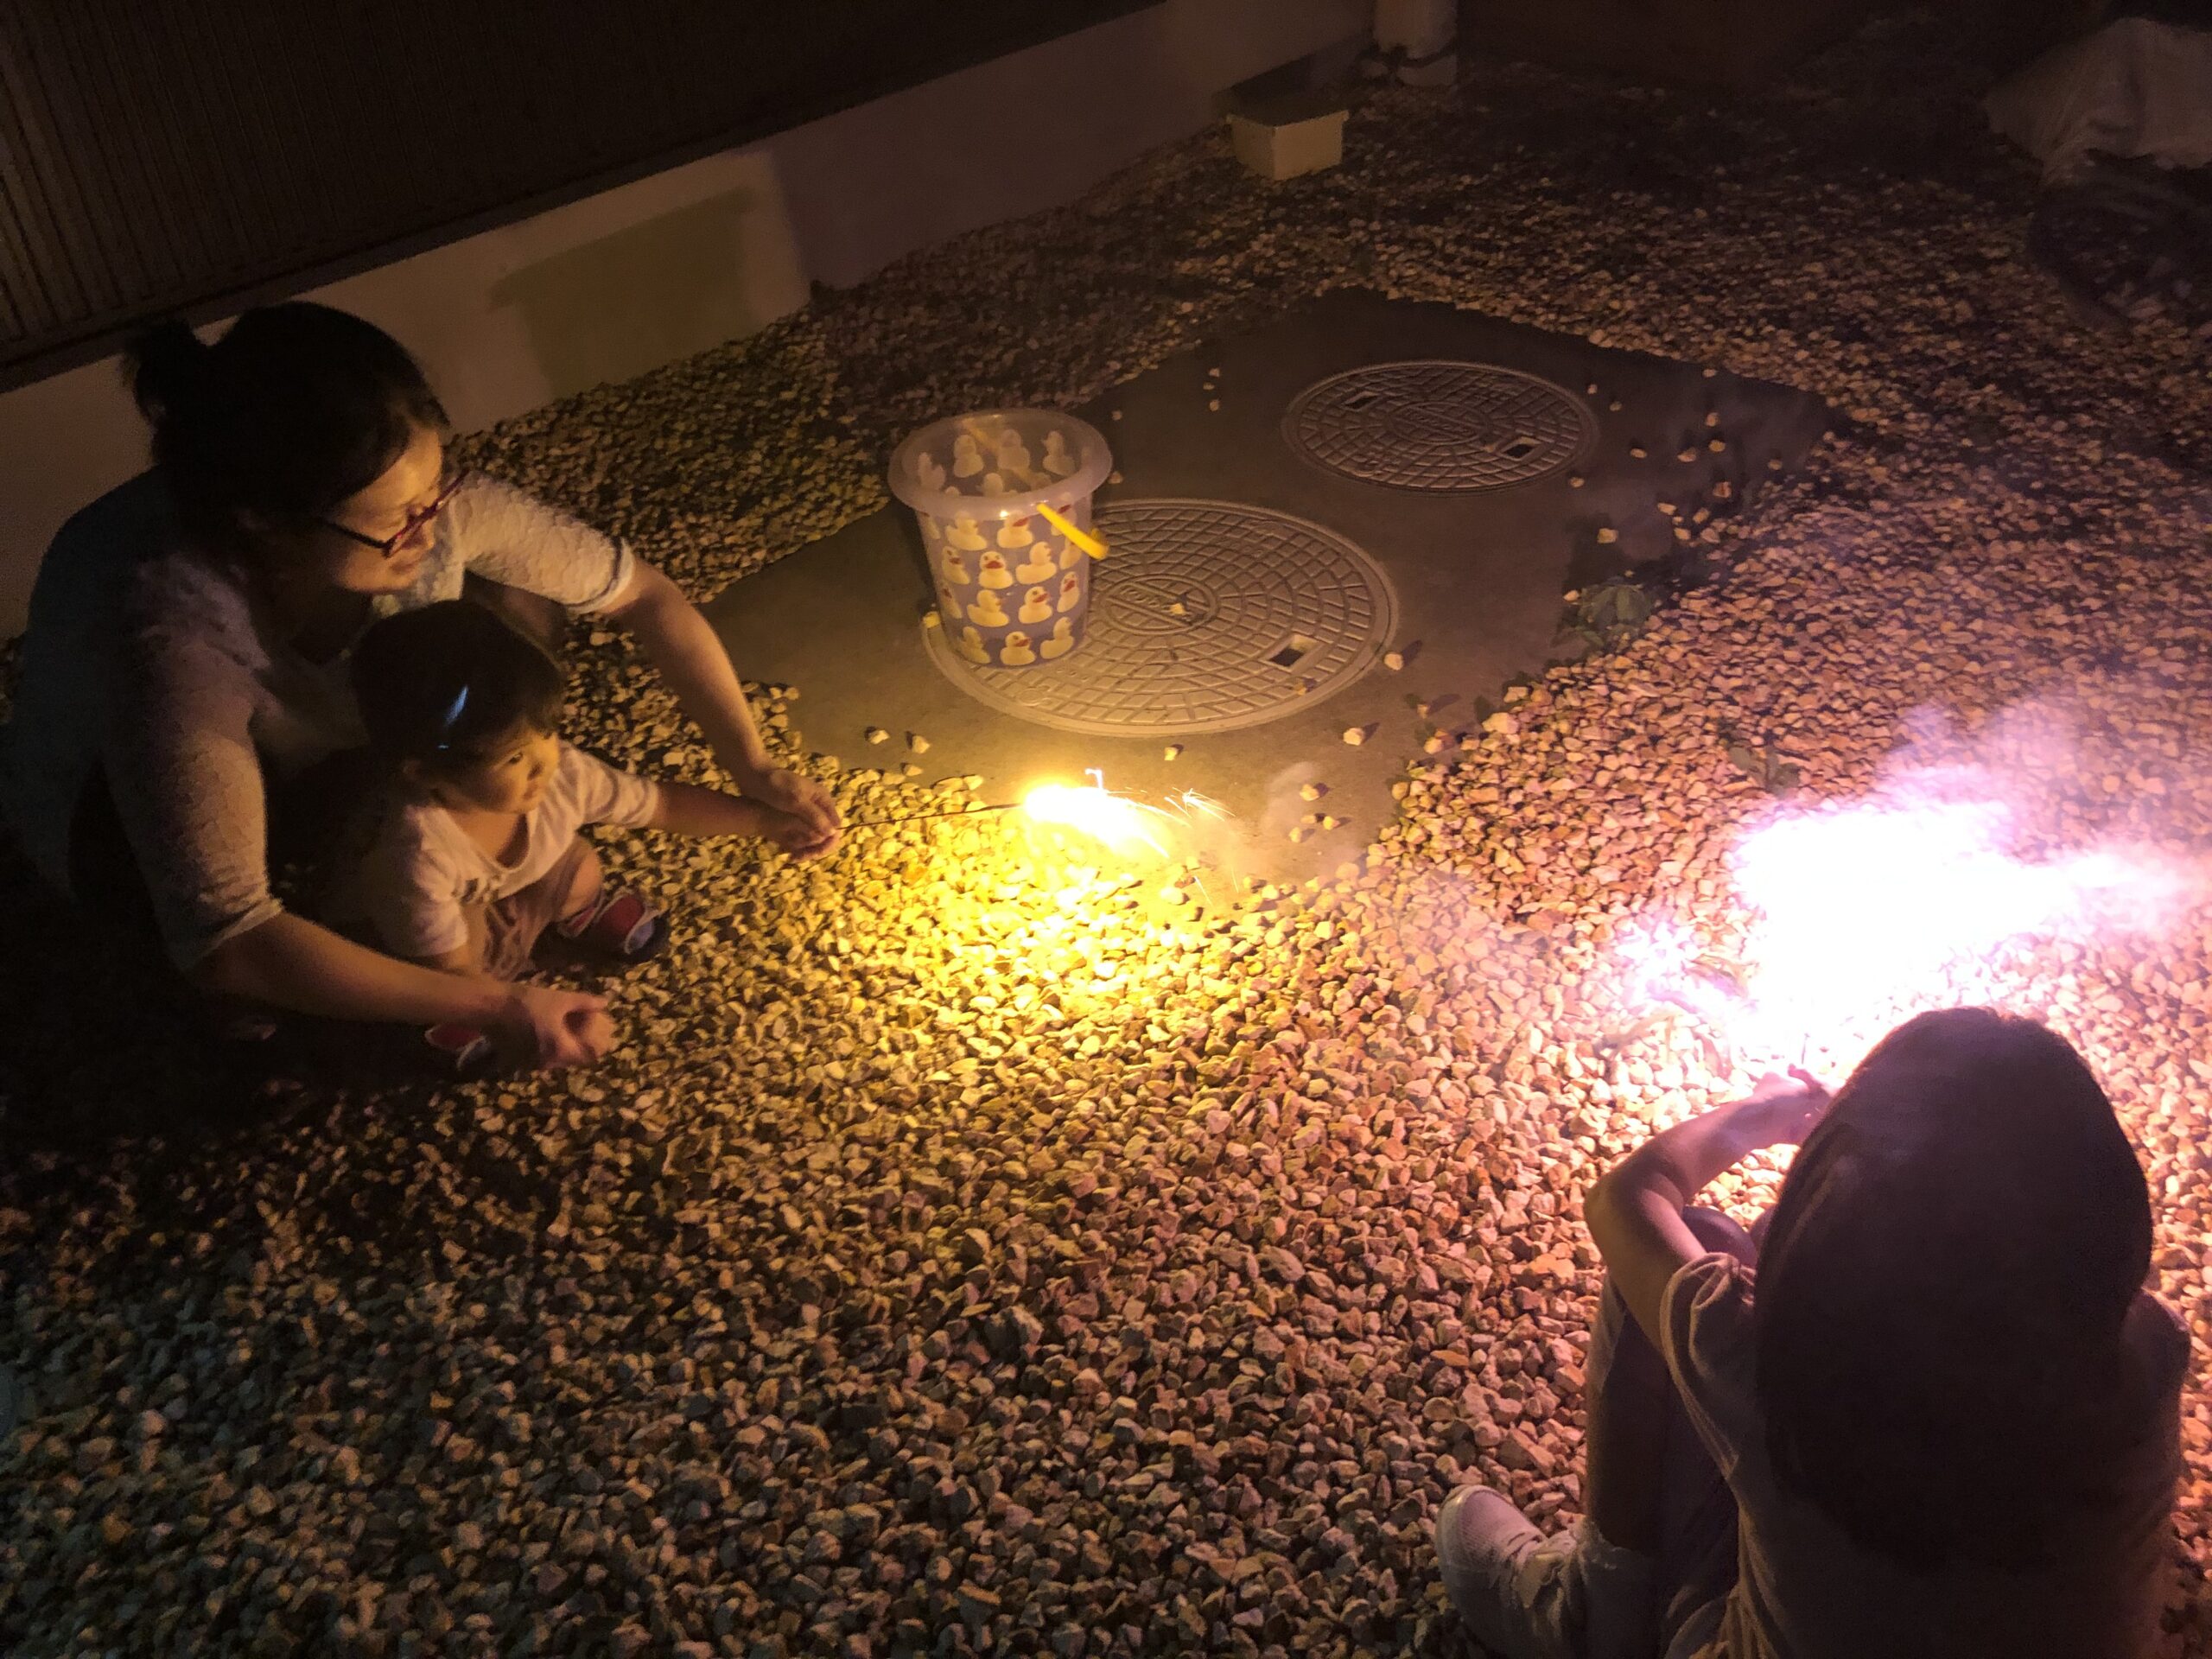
top-left (7, 14), bottom-right (2212, 1657)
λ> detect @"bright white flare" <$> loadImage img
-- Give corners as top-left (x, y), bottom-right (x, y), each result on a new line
top-left (1735, 799), bottom-right (2178, 1032)
top-left (1619, 786), bottom-right (2197, 1075)
top-left (1020, 784), bottom-right (1171, 858)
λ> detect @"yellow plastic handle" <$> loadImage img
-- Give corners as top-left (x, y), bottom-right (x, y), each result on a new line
top-left (1036, 501), bottom-right (1108, 560)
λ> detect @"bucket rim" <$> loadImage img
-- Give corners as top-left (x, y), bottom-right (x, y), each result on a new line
top-left (888, 407), bottom-right (1113, 518)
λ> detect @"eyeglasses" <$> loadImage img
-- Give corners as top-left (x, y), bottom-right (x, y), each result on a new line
top-left (318, 467), bottom-right (467, 558)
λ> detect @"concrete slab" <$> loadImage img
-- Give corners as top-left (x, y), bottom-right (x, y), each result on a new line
top-left (704, 290), bottom-right (1829, 884)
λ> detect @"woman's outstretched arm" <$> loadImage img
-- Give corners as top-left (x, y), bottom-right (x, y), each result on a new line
top-left (196, 912), bottom-right (612, 1065)
top-left (448, 477), bottom-right (841, 850)
top-left (598, 562), bottom-right (842, 852)
top-left (1585, 1072), bottom-right (1828, 1348)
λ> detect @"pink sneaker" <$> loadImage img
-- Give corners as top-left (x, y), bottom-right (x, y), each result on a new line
top-left (557, 887), bottom-right (667, 961)
top-left (423, 1022), bottom-right (497, 1078)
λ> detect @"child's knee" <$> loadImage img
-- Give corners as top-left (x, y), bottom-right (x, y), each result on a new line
top-left (1682, 1205), bottom-right (1759, 1264)
top-left (559, 842), bottom-right (604, 917)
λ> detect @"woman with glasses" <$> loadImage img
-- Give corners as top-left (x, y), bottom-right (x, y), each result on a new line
top-left (1, 301), bottom-right (841, 1073)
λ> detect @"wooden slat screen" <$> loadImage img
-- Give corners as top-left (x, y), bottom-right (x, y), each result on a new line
top-left (0, 0), bottom-right (1152, 387)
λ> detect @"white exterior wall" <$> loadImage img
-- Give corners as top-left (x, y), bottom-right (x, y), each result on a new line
top-left (0, 0), bottom-right (1363, 637)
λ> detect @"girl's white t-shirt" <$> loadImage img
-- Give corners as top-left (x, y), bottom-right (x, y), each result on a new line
top-left (353, 742), bottom-right (658, 960)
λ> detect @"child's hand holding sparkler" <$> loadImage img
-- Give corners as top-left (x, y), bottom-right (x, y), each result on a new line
top-left (1738, 1065), bottom-right (1834, 1147)
top-left (653, 780), bottom-right (836, 861)
top-left (1585, 1065), bottom-right (1834, 1356)
top-left (733, 766), bottom-right (842, 856)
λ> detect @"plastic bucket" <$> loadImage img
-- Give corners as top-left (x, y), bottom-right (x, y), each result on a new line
top-left (889, 409), bottom-right (1112, 669)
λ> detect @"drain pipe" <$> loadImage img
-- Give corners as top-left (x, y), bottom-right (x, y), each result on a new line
top-left (1372, 0), bottom-right (1459, 86)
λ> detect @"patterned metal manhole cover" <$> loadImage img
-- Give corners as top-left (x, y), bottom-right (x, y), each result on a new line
top-left (925, 499), bottom-right (1395, 735)
top-left (1285, 360), bottom-right (1594, 491)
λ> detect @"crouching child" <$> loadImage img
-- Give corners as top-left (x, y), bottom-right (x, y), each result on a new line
top-left (347, 600), bottom-right (821, 1070)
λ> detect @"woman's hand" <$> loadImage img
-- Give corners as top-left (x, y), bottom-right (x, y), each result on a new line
top-left (496, 984), bottom-right (617, 1067)
top-left (740, 766), bottom-right (842, 855)
top-left (1738, 1066), bottom-right (1833, 1147)
top-left (760, 806), bottom-right (836, 860)
top-left (597, 563), bottom-right (844, 855)
top-left (196, 914), bottom-right (620, 1067)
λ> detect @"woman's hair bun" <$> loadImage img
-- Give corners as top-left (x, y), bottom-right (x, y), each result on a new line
top-left (120, 302), bottom-right (447, 549)
top-left (123, 318), bottom-right (215, 423)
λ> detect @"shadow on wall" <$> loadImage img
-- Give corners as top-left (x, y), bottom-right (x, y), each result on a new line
top-left (771, 0), bottom-right (1368, 289)
top-left (488, 188), bottom-right (774, 402)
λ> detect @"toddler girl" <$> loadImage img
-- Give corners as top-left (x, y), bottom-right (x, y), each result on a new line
top-left (348, 600), bottom-right (818, 1069)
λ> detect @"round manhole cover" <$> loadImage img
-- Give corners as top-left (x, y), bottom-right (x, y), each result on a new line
top-left (924, 499), bottom-right (1395, 736)
top-left (1285, 360), bottom-right (1594, 491)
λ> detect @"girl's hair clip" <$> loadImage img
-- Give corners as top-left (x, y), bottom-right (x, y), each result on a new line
top-left (433, 683), bottom-right (469, 753)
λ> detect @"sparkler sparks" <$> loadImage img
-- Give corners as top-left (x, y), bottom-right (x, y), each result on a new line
top-left (1611, 736), bottom-right (2205, 1080)
top-left (852, 772), bottom-right (1205, 861)
top-left (1018, 783), bottom-right (1172, 859)
top-left (1725, 798), bottom-right (2185, 1054)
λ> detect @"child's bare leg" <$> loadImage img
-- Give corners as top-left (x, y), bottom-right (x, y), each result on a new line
top-left (420, 902), bottom-right (499, 1076)
top-left (458, 903), bottom-right (490, 975)
top-left (554, 841), bottom-right (605, 932)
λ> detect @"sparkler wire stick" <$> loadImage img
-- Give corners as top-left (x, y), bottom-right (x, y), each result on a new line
top-left (849, 778), bottom-right (1180, 860)
top-left (849, 801), bottom-right (1020, 830)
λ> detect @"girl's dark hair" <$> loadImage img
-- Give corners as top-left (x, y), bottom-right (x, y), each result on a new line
top-left (124, 302), bottom-right (447, 549)
top-left (351, 601), bottom-right (565, 777)
top-left (1754, 1007), bottom-right (2152, 1574)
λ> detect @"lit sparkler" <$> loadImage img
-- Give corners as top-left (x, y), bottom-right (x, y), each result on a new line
top-left (846, 801), bottom-right (1021, 830)
top-left (850, 771), bottom-right (1181, 860)
top-left (1016, 779), bottom-right (1172, 859)
top-left (1611, 779), bottom-right (2201, 1081)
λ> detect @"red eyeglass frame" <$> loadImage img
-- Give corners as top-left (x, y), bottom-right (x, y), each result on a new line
top-left (318, 468), bottom-right (467, 558)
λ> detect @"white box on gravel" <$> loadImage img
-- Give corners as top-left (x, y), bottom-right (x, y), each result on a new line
top-left (1228, 101), bottom-right (1347, 181)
